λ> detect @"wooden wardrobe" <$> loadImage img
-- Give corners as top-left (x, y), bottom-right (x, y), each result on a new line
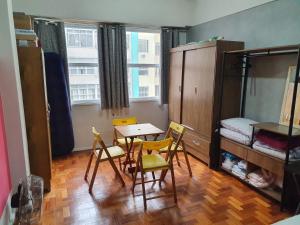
top-left (168, 40), bottom-right (244, 167)
top-left (18, 47), bottom-right (52, 191)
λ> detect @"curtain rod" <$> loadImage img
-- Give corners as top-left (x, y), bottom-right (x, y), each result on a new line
top-left (31, 15), bottom-right (188, 30)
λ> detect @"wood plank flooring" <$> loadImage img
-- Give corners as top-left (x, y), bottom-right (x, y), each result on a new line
top-left (41, 151), bottom-right (290, 225)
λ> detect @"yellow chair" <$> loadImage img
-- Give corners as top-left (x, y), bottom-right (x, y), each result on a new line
top-left (84, 127), bottom-right (125, 193)
top-left (112, 117), bottom-right (143, 147)
top-left (159, 121), bottom-right (192, 177)
top-left (132, 138), bottom-right (177, 210)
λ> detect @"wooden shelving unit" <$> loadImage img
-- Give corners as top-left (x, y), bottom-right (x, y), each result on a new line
top-left (252, 122), bottom-right (300, 136)
top-left (221, 159), bottom-right (282, 202)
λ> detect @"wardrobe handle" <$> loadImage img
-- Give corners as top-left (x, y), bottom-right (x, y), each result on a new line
top-left (192, 140), bottom-right (200, 146)
top-left (182, 124), bottom-right (194, 131)
top-left (194, 87), bottom-right (197, 94)
top-left (179, 85), bottom-right (181, 92)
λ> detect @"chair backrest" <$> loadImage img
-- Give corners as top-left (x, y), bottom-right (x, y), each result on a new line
top-left (165, 121), bottom-right (185, 146)
top-left (112, 117), bottom-right (137, 126)
top-left (92, 127), bottom-right (106, 152)
top-left (141, 138), bottom-right (173, 152)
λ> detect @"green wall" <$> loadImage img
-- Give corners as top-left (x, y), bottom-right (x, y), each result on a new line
top-left (187, 0), bottom-right (300, 123)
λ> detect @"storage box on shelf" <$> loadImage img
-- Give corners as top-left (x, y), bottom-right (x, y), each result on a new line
top-left (13, 12), bottom-right (33, 30)
top-left (13, 12), bottom-right (38, 47)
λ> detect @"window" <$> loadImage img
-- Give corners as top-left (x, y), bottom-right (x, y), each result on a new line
top-left (69, 66), bottom-right (98, 75)
top-left (126, 29), bottom-right (160, 100)
top-left (155, 85), bottom-right (159, 97)
top-left (138, 39), bottom-right (148, 53)
top-left (139, 86), bottom-right (149, 97)
top-left (66, 27), bottom-right (97, 48)
top-left (70, 84), bottom-right (100, 101)
top-left (65, 24), bottom-right (100, 104)
top-left (139, 68), bottom-right (148, 76)
top-left (155, 42), bottom-right (160, 56)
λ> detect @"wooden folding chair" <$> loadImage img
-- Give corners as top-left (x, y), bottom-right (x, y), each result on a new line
top-left (112, 117), bottom-right (143, 170)
top-left (112, 117), bottom-right (143, 147)
top-left (132, 138), bottom-right (177, 210)
top-left (84, 127), bottom-right (125, 193)
top-left (159, 121), bottom-right (192, 177)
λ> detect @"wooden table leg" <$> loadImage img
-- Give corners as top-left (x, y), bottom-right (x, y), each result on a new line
top-left (123, 137), bottom-right (134, 173)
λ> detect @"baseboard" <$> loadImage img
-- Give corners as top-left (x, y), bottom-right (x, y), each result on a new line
top-left (0, 192), bottom-right (15, 225)
top-left (73, 146), bottom-right (91, 152)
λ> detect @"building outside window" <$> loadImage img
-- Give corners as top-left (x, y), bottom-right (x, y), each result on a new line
top-left (65, 24), bottom-right (100, 104)
top-left (66, 27), bottom-right (97, 48)
top-left (155, 85), bottom-right (159, 97)
top-left (126, 29), bottom-right (160, 100)
top-left (138, 68), bottom-right (148, 76)
top-left (155, 42), bottom-right (160, 56)
top-left (138, 39), bottom-right (148, 53)
top-left (139, 86), bottom-right (149, 97)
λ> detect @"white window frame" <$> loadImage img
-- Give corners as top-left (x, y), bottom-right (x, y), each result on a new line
top-left (126, 27), bottom-right (161, 102)
top-left (65, 24), bottom-right (100, 106)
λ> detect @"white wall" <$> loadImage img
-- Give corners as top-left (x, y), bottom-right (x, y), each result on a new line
top-left (12, 0), bottom-right (194, 27)
top-left (192, 0), bottom-right (275, 25)
top-left (0, 0), bottom-right (29, 223)
top-left (72, 101), bottom-right (168, 150)
top-left (0, 0), bottom-right (30, 188)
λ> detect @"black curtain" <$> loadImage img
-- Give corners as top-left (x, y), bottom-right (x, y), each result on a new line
top-left (161, 27), bottom-right (187, 104)
top-left (98, 24), bottom-right (129, 109)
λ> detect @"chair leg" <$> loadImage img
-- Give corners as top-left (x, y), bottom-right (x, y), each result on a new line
top-left (89, 158), bottom-right (100, 193)
top-left (183, 144), bottom-right (192, 177)
top-left (141, 169), bottom-right (147, 210)
top-left (108, 156), bottom-right (125, 186)
top-left (84, 152), bottom-right (94, 181)
top-left (118, 158), bottom-right (122, 171)
top-left (152, 171), bottom-right (156, 182)
top-left (175, 152), bottom-right (181, 167)
top-left (170, 164), bottom-right (177, 204)
top-left (159, 169), bottom-right (168, 183)
top-left (132, 164), bottom-right (138, 194)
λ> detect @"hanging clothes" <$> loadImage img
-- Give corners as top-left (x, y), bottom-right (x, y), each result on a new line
top-left (44, 53), bottom-right (74, 157)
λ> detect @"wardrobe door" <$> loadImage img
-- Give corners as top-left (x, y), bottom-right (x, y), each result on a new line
top-left (182, 47), bottom-right (216, 138)
top-left (168, 51), bottom-right (183, 123)
top-left (18, 47), bottom-right (52, 191)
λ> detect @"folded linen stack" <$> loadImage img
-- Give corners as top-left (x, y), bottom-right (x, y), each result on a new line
top-left (232, 164), bottom-right (247, 180)
top-left (253, 130), bottom-right (300, 160)
top-left (220, 117), bottom-right (258, 145)
top-left (247, 169), bottom-right (275, 188)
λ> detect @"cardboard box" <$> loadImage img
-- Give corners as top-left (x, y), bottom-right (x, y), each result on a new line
top-left (16, 33), bottom-right (37, 41)
top-left (13, 12), bottom-right (33, 30)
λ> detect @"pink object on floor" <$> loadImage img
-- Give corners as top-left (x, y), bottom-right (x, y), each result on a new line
top-left (0, 95), bottom-right (11, 216)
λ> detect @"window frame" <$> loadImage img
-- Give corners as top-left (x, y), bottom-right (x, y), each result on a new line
top-left (65, 23), bottom-right (100, 106)
top-left (126, 27), bottom-right (161, 102)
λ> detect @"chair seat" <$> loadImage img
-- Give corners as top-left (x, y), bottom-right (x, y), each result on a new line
top-left (96, 146), bottom-right (125, 161)
top-left (142, 154), bottom-right (169, 172)
top-left (117, 138), bottom-right (143, 146)
top-left (159, 142), bottom-right (183, 153)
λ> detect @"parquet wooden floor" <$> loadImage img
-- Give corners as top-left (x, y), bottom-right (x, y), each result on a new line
top-left (41, 151), bottom-right (290, 225)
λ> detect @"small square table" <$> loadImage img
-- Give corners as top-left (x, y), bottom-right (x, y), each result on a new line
top-left (115, 123), bottom-right (164, 175)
